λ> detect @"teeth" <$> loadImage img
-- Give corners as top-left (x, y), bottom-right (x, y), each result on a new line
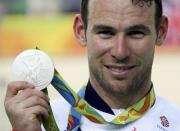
top-left (107, 66), bottom-right (134, 72)
top-left (111, 68), bottom-right (126, 72)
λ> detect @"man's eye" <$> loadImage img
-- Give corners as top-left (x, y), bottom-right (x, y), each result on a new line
top-left (97, 31), bottom-right (114, 39)
top-left (128, 31), bottom-right (145, 39)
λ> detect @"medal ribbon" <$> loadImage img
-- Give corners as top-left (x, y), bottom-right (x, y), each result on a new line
top-left (43, 68), bottom-right (156, 131)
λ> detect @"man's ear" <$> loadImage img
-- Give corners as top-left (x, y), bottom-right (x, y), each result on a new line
top-left (73, 14), bottom-right (87, 47)
top-left (156, 16), bottom-right (168, 46)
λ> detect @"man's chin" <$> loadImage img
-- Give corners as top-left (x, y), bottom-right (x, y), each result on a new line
top-left (108, 83), bottom-right (133, 96)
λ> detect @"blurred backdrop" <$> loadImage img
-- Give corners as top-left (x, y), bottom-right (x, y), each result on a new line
top-left (0, 0), bottom-right (180, 130)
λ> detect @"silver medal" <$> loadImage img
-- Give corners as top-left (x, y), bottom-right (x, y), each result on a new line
top-left (12, 49), bottom-right (54, 90)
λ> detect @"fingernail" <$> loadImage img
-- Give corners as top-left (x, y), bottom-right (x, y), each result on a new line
top-left (27, 82), bottom-right (35, 88)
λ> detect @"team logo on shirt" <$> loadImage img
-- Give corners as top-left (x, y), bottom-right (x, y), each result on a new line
top-left (157, 115), bottom-right (170, 131)
top-left (160, 116), bottom-right (169, 127)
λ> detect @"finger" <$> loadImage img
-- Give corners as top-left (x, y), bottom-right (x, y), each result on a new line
top-left (5, 81), bottom-right (34, 100)
top-left (20, 95), bottom-right (49, 110)
top-left (16, 89), bottom-right (50, 102)
top-left (28, 105), bottom-right (49, 120)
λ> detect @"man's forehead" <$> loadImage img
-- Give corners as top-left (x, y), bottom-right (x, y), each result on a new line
top-left (88, 0), bottom-right (155, 29)
top-left (88, 0), bottom-right (155, 20)
top-left (88, 0), bottom-right (155, 12)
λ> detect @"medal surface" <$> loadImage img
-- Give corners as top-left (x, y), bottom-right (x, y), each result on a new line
top-left (12, 49), bottom-right (54, 90)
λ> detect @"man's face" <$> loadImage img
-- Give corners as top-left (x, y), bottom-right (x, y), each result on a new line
top-left (83, 0), bottom-right (161, 96)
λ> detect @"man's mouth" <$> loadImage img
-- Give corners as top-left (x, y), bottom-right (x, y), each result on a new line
top-left (105, 64), bottom-right (136, 77)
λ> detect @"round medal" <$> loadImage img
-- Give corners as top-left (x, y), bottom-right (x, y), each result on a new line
top-left (12, 49), bottom-right (54, 90)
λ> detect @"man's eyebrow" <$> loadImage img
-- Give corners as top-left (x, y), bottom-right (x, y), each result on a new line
top-left (126, 24), bottom-right (151, 32)
top-left (91, 24), bottom-right (151, 33)
top-left (91, 25), bottom-right (115, 32)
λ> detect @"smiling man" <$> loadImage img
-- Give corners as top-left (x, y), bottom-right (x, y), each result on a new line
top-left (4, 0), bottom-right (180, 131)
top-left (77, 0), bottom-right (158, 109)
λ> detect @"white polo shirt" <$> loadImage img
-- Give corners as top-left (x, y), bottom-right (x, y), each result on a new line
top-left (47, 96), bottom-right (180, 131)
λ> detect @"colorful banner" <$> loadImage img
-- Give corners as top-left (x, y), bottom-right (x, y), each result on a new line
top-left (0, 4), bottom-right (180, 57)
top-left (0, 14), bottom-right (85, 57)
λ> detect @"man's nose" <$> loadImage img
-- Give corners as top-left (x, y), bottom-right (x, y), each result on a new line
top-left (110, 35), bottom-right (130, 61)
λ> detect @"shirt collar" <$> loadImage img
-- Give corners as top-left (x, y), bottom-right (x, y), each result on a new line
top-left (84, 81), bottom-right (154, 115)
top-left (84, 81), bottom-right (115, 115)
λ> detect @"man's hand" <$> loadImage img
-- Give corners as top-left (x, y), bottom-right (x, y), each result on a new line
top-left (4, 81), bottom-right (49, 131)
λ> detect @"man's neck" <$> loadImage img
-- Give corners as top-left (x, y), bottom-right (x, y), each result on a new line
top-left (90, 80), bottom-right (152, 109)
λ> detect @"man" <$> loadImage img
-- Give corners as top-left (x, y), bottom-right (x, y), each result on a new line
top-left (4, 0), bottom-right (180, 131)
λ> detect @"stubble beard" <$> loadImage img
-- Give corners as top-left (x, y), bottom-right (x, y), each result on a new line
top-left (89, 57), bottom-right (153, 98)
